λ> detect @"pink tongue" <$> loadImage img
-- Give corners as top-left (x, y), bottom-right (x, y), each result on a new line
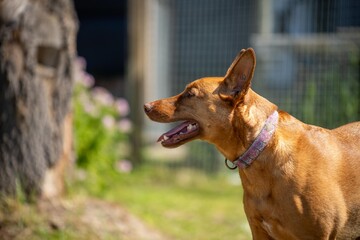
top-left (165, 121), bottom-right (191, 135)
top-left (157, 121), bottom-right (191, 142)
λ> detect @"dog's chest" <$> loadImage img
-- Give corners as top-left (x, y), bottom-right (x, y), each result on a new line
top-left (245, 192), bottom-right (294, 238)
top-left (261, 220), bottom-right (275, 238)
top-left (260, 219), bottom-right (297, 240)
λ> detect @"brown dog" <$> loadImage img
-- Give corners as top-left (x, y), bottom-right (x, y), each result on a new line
top-left (144, 48), bottom-right (360, 239)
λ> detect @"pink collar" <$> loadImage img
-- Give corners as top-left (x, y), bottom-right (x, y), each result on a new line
top-left (225, 111), bottom-right (279, 170)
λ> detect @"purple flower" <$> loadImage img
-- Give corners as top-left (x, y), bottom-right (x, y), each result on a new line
top-left (82, 73), bottom-right (95, 88)
top-left (84, 101), bottom-right (97, 116)
top-left (92, 87), bottom-right (114, 106)
top-left (118, 118), bottom-right (132, 133)
top-left (115, 98), bottom-right (130, 116)
top-left (78, 92), bottom-right (98, 116)
top-left (115, 159), bottom-right (133, 173)
top-left (102, 115), bottom-right (115, 129)
top-left (77, 56), bottom-right (87, 70)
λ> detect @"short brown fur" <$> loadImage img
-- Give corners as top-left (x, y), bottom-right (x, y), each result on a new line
top-left (144, 48), bottom-right (360, 239)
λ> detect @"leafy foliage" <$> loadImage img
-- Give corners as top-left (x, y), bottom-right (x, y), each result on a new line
top-left (72, 58), bottom-right (132, 194)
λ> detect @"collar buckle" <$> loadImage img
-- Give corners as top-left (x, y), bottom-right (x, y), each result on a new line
top-left (224, 158), bottom-right (237, 170)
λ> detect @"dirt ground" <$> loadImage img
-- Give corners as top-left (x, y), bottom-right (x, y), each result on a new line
top-left (0, 197), bottom-right (166, 240)
top-left (44, 198), bottom-right (166, 240)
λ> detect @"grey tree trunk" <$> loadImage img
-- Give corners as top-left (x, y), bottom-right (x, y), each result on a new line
top-left (0, 0), bottom-right (78, 199)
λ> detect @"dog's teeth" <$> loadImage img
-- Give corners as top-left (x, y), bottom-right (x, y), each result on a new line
top-left (163, 135), bottom-right (169, 141)
top-left (187, 124), bottom-right (193, 131)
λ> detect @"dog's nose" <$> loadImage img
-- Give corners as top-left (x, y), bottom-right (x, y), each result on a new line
top-left (144, 103), bottom-right (153, 113)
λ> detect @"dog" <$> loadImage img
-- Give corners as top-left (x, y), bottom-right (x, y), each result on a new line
top-left (144, 48), bottom-right (360, 239)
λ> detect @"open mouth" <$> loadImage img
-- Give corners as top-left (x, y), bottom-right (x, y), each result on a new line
top-left (157, 120), bottom-right (200, 148)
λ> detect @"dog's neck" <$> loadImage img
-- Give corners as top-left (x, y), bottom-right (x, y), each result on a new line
top-left (231, 110), bottom-right (278, 169)
top-left (214, 90), bottom-right (278, 163)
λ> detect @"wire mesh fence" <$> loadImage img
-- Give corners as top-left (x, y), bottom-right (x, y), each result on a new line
top-left (142, 0), bottom-right (360, 173)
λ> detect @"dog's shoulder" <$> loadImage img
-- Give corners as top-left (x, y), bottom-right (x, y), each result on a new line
top-left (331, 121), bottom-right (360, 162)
top-left (332, 121), bottom-right (360, 139)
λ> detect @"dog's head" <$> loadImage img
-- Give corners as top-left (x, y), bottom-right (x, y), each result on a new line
top-left (144, 48), bottom-right (257, 149)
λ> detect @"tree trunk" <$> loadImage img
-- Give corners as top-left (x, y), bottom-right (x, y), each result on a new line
top-left (0, 0), bottom-right (78, 200)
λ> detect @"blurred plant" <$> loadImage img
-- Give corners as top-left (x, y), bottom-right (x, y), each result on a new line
top-left (72, 57), bottom-right (132, 194)
top-left (301, 53), bottom-right (359, 128)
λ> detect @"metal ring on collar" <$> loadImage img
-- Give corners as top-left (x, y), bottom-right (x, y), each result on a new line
top-left (225, 158), bottom-right (237, 170)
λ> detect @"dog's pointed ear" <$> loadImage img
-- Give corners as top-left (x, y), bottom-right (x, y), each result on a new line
top-left (219, 48), bottom-right (256, 104)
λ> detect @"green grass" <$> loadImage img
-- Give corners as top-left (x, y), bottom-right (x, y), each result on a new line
top-left (0, 166), bottom-right (252, 240)
top-left (72, 165), bottom-right (252, 240)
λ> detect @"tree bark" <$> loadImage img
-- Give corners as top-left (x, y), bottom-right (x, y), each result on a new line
top-left (0, 0), bottom-right (78, 199)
